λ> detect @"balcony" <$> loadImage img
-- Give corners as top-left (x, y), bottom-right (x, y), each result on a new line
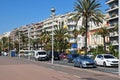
top-left (109, 32), bottom-right (118, 37)
top-left (68, 28), bottom-right (74, 31)
top-left (107, 13), bottom-right (118, 21)
top-left (111, 40), bottom-right (119, 45)
top-left (106, 5), bottom-right (118, 12)
top-left (69, 38), bottom-right (76, 43)
top-left (107, 23), bottom-right (117, 29)
top-left (106, 0), bottom-right (115, 4)
top-left (67, 22), bottom-right (76, 25)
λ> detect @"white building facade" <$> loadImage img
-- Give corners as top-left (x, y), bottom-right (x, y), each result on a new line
top-left (1, 12), bottom-right (107, 50)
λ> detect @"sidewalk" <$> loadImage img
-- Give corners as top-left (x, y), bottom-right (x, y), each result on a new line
top-left (0, 56), bottom-right (120, 80)
top-left (0, 64), bottom-right (82, 80)
top-left (0, 56), bottom-right (80, 80)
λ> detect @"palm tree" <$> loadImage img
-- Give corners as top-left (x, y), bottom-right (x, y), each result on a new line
top-left (95, 27), bottom-right (109, 53)
top-left (114, 23), bottom-right (118, 33)
top-left (54, 26), bottom-right (69, 52)
top-left (79, 26), bottom-right (86, 36)
top-left (0, 39), bottom-right (2, 51)
top-left (32, 38), bottom-right (39, 50)
top-left (39, 29), bottom-right (51, 50)
top-left (14, 40), bottom-right (19, 53)
top-left (20, 33), bottom-right (28, 49)
top-left (73, 29), bottom-right (79, 39)
top-left (8, 37), bottom-right (13, 51)
top-left (2, 37), bottom-right (8, 51)
top-left (74, 0), bottom-right (104, 53)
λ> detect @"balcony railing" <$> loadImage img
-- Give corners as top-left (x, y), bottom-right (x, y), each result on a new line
top-left (111, 40), bottom-right (119, 45)
top-left (67, 22), bottom-right (76, 25)
top-left (106, 0), bottom-right (115, 4)
top-left (107, 14), bottom-right (118, 21)
top-left (106, 5), bottom-right (118, 12)
top-left (110, 32), bottom-right (118, 37)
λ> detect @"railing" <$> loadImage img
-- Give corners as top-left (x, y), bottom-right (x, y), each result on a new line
top-left (111, 40), bottom-right (119, 45)
top-left (110, 32), bottom-right (118, 37)
top-left (106, 5), bottom-right (118, 12)
top-left (106, 0), bottom-right (114, 3)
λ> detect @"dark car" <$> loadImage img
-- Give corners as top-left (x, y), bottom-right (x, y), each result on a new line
top-left (67, 53), bottom-right (79, 63)
top-left (73, 55), bottom-right (96, 68)
top-left (59, 53), bottom-right (67, 60)
top-left (47, 51), bottom-right (60, 60)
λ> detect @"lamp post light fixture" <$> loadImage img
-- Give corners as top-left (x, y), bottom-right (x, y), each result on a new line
top-left (51, 7), bottom-right (55, 64)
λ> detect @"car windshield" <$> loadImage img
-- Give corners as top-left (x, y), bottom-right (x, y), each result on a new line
top-left (80, 56), bottom-right (91, 60)
top-left (38, 52), bottom-right (46, 55)
top-left (104, 55), bottom-right (115, 59)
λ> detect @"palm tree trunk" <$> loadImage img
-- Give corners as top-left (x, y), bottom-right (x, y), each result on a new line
top-left (85, 16), bottom-right (88, 54)
top-left (103, 36), bottom-right (106, 53)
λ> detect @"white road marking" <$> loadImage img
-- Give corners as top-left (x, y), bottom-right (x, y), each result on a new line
top-left (73, 75), bottom-right (81, 78)
top-left (57, 71), bottom-right (68, 75)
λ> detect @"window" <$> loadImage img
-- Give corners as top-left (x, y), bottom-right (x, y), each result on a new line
top-left (97, 55), bottom-right (103, 58)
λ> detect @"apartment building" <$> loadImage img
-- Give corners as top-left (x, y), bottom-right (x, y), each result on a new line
top-left (106, 0), bottom-right (119, 50)
top-left (8, 12), bottom-right (106, 50)
top-left (0, 32), bottom-right (11, 39)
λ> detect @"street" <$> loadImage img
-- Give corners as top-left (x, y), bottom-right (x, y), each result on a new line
top-left (21, 56), bottom-right (119, 75)
top-left (0, 56), bottom-right (120, 80)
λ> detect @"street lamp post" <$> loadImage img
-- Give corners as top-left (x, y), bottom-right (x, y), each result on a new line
top-left (51, 7), bottom-right (55, 64)
top-left (28, 26), bottom-right (31, 60)
top-left (19, 29), bottom-right (20, 58)
top-left (118, 1), bottom-right (120, 76)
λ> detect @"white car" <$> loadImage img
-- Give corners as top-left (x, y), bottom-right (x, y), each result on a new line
top-left (95, 54), bottom-right (119, 67)
top-left (34, 50), bottom-right (49, 61)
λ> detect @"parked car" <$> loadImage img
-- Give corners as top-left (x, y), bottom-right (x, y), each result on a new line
top-left (34, 50), bottom-right (49, 61)
top-left (47, 51), bottom-right (60, 60)
top-left (3, 52), bottom-right (8, 56)
top-left (67, 53), bottom-right (79, 63)
top-left (95, 54), bottom-right (119, 67)
top-left (73, 55), bottom-right (96, 68)
top-left (59, 53), bottom-right (67, 60)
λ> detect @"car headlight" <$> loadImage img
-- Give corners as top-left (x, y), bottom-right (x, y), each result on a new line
top-left (106, 60), bottom-right (112, 62)
top-left (82, 61), bottom-right (88, 64)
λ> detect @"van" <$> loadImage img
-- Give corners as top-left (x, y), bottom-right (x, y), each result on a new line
top-left (47, 51), bottom-right (60, 60)
top-left (34, 50), bottom-right (48, 61)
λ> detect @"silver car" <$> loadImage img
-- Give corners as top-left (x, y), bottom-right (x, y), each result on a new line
top-left (73, 55), bottom-right (96, 68)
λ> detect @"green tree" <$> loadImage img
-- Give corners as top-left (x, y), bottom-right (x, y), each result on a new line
top-left (74, 0), bottom-right (104, 53)
top-left (32, 38), bottom-right (39, 50)
top-left (79, 27), bottom-right (86, 36)
top-left (20, 33), bottom-right (28, 49)
top-left (73, 29), bottom-right (79, 39)
top-left (108, 45), bottom-right (115, 55)
top-left (2, 37), bottom-right (9, 51)
top-left (95, 27), bottom-right (109, 53)
top-left (39, 29), bottom-right (51, 50)
top-left (14, 40), bottom-right (19, 53)
top-left (0, 39), bottom-right (2, 51)
top-left (54, 26), bottom-right (70, 52)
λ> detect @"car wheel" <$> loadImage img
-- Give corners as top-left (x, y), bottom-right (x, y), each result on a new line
top-left (74, 63), bottom-right (76, 67)
top-left (95, 61), bottom-right (98, 65)
top-left (68, 59), bottom-right (72, 63)
top-left (79, 63), bottom-right (83, 68)
top-left (103, 62), bottom-right (107, 67)
top-left (34, 58), bottom-right (38, 61)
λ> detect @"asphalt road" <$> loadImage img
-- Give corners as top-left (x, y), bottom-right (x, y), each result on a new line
top-left (52, 60), bottom-right (118, 75)
top-left (20, 56), bottom-right (118, 75)
top-left (0, 56), bottom-right (120, 80)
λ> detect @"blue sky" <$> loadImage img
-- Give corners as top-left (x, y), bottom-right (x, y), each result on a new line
top-left (0, 0), bottom-right (108, 34)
